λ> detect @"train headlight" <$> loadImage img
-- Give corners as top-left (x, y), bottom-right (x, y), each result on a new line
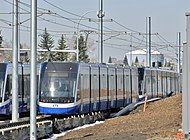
top-left (50, 85), bottom-right (55, 92)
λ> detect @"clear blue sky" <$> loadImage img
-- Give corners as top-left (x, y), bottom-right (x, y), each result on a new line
top-left (0, 0), bottom-right (190, 62)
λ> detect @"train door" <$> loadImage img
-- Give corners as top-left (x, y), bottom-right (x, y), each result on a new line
top-left (91, 65), bottom-right (99, 112)
top-left (79, 64), bottom-right (90, 114)
top-left (144, 68), bottom-right (152, 99)
top-left (131, 67), bottom-right (138, 103)
top-left (162, 71), bottom-right (167, 97)
top-left (174, 72), bottom-right (177, 94)
top-left (157, 70), bottom-right (163, 98)
top-left (124, 67), bottom-right (131, 106)
top-left (175, 73), bottom-right (181, 93)
top-left (108, 66), bottom-right (116, 109)
top-left (116, 66), bottom-right (124, 108)
top-left (151, 69), bottom-right (157, 98)
top-left (170, 72), bottom-right (175, 95)
top-left (99, 65), bottom-right (108, 111)
top-left (166, 72), bottom-right (171, 96)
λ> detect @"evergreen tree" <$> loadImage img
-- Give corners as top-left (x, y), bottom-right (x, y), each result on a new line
top-left (123, 55), bottom-right (129, 66)
top-left (134, 56), bottom-right (139, 66)
top-left (108, 56), bottom-right (112, 63)
top-left (54, 34), bottom-right (69, 61)
top-left (73, 34), bottom-right (90, 62)
top-left (38, 28), bottom-right (54, 62)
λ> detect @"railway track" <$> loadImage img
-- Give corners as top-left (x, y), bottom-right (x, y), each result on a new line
top-left (0, 112), bottom-right (106, 139)
top-left (0, 115), bottom-right (52, 139)
top-left (0, 97), bottom-right (162, 139)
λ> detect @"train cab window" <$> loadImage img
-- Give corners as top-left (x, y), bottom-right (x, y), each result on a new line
top-left (40, 72), bottom-right (77, 103)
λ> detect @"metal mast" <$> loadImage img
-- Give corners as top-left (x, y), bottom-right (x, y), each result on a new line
top-left (12, 0), bottom-right (19, 122)
top-left (177, 32), bottom-right (181, 73)
top-left (98, 0), bottom-right (104, 63)
top-left (148, 17), bottom-right (151, 67)
top-left (183, 12), bottom-right (190, 139)
top-left (30, 0), bottom-right (37, 139)
top-left (146, 17), bottom-right (148, 66)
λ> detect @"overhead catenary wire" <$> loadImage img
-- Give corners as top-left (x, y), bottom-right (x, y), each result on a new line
top-left (0, 0), bottom-right (178, 61)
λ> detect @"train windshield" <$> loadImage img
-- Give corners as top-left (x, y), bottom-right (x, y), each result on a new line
top-left (40, 71), bottom-right (77, 103)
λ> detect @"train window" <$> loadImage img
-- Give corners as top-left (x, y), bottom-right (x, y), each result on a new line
top-left (80, 73), bottom-right (89, 101)
top-left (39, 71), bottom-right (77, 103)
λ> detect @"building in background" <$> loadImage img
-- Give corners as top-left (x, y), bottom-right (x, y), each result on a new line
top-left (126, 49), bottom-right (164, 67)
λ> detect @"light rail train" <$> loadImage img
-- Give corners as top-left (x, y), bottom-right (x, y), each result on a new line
top-left (38, 62), bottom-right (181, 115)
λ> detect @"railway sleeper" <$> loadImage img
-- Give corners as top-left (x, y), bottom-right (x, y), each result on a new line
top-left (53, 112), bottom-right (106, 133)
top-left (0, 120), bottom-right (53, 140)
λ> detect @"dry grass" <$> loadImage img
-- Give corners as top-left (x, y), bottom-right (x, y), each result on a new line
top-left (58, 94), bottom-right (182, 140)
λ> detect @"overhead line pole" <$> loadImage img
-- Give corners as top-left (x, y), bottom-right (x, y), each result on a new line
top-left (146, 17), bottom-right (148, 66)
top-left (12, 0), bottom-right (19, 122)
top-left (148, 17), bottom-right (151, 67)
top-left (178, 32), bottom-right (181, 73)
top-left (100, 0), bottom-right (103, 63)
top-left (30, 0), bottom-right (37, 139)
top-left (98, 0), bottom-right (104, 63)
top-left (183, 12), bottom-right (190, 139)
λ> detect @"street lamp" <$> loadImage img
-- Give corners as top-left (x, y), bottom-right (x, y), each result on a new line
top-left (76, 11), bottom-right (96, 61)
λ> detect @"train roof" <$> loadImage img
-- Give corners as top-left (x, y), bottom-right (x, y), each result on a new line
top-left (140, 67), bottom-right (178, 73)
top-left (40, 61), bottom-right (140, 70)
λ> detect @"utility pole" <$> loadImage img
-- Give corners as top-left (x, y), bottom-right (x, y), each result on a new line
top-left (12, 0), bottom-right (19, 122)
top-left (30, 0), bottom-right (37, 139)
top-left (177, 32), bottom-right (181, 73)
top-left (18, 0), bottom-right (20, 61)
top-left (98, 0), bottom-right (105, 63)
top-left (183, 12), bottom-right (190, 139)
top-left (148, 17), bottom-right (151, 67)
top-left (146, 17), bottom-right (148, 66)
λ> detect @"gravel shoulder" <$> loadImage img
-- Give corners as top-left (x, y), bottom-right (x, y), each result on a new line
top-left (57, 94), bottom-right (182, 140)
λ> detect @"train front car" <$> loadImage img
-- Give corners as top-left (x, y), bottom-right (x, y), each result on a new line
top-left (38, 62), bottom-right (79, 115)
top-left (0, 63), bottom-right (11, 115)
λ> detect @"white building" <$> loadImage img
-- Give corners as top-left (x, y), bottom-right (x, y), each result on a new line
top-left (126, 49), bottom-right (164, 67)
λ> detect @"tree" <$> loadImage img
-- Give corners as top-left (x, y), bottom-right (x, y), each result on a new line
top-left (20, 43), bottom-right (30, 63)
top-left (123, 55), bottom-right (129, 66)
top-left (108, 56), bottom-right (112, 63)
top-left (0, 40), bottom-right (12, 62)
top-left (38, 28), bottom-right (54, 62)
top-left (134, 56), bottom-right (139, 66)
top-left (54, 34), bottom-right (69, 61)
top-left (73, 34), bottom-right (90, 62)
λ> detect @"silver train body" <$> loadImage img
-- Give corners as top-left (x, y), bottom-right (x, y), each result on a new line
top-left (38, 62), bottom-right (181, 115)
